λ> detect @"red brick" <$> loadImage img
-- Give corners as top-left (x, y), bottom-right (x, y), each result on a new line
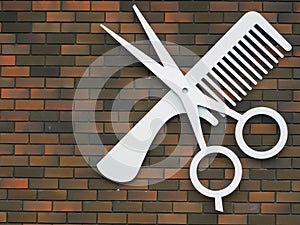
top-left (0, 213), bottom-right (6, 222)
top-left (1, 88), bottom-right (29, 99)
top-left (0, 56), bottom-right (15, 65)
top-left (151, 2), bottom-right (178, 11)
top-left (98, 213), bottom-right (126, 224)
top-left (92, 1), bottom-right (119, 11)
top-left (250, 124), bottom-right (277, 134)
top-left (53, 201), bottom-right (82, 212)
top-left (2, 66), bottom-right (29, 77)
top-left (61, 45), bottom-right (89, 55)
top-left (16, 78), bottom-right (44, 88)
top-left (32, 1), bottom-right (60, 11)
top-left (218, 215), bottom-right (247, 224)
top-left (249, 192), bottom-right (275, 202)
top-left (45, 100), bottom-right (73, 110)
top-left (30, 134), bottom-right (58, 144)
top-left (210, 2), bottom-right (238, 11)
top-left (47, 12), bottom-right (74, 22)
top-left (106, 12), bottom-right (134, 22)
top-left (0, 100), bottom-right (13, 110)
top-left (24, 201), bottom-right (52, 211)
top-left (165, 13), bottom-right (193, 22)
top-left (38, 212), bottom-right (66, 223)
top-left (261, 203), bottom-right (290, 214)
top-left (62, 1), bottom-right (90, 11)
top-left (158, 214), bottom-right (186, 224)
top-left (16, 100), bottom-right (44, 110)
top-left (0, 134), bottom-right (28, 144)
top-left (0, 178), bottom-right (28, 188)
top-left (3, 1), bottom-right (31, 11)
top-left (128, 213), bottom-right (157, 224)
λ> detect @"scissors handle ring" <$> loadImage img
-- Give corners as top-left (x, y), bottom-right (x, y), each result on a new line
top-left (190, 146), bottom-right (242, 212)
top-left (235, 107), bottom-right (288, 159)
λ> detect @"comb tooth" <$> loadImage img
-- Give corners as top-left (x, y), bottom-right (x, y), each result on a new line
top-left (225, 54), bottom-right (257, 85)
top-left (236, 43), bottom-right (268, 75)
top-left (215, 64), bottom-right (247, 96)
top-left (204, 76), bottom-right (236, 106)
top-left (198, 80), bottom-right (223, 103)
top-left (231, 48), bottom-right (263, 80)
top-left (220, 59), bottom-right (252, 91)
top-left (247, 32), bottom-right (278, 63)
top-left (241, 38), bottom-right (273, 69)
top-left (210, 70), bottom-right (242, 101)
top-left (252, 27), bottom-right (284, 58)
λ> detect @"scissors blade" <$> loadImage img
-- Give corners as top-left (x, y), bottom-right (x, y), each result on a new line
top-left (101, 18), bottom-right (220, 126)
top-left (101, 24), bottom-right (164, 77)
top-left (133, 5), bottom-right (180, 71)
top-left (185, 101), bottom-right (207, 149)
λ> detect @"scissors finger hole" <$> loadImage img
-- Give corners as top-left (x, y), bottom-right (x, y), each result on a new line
top-left (190, 146), bottom-right (242, 212)
top-left (196, 153), bottom-right (234, 191)
top-left (235, 107), bottom-right (288, 159)
top-left (244, 114), bottom-right (279, 151)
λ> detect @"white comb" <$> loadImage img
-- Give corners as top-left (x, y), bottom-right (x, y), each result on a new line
top-left (188, 12), bottom-right (292, 107)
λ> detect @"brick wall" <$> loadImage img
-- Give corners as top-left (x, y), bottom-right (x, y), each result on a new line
top-left (0, 1), bottom-right (299, 224)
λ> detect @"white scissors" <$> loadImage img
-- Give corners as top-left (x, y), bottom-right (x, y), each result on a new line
top-left (98, 5), bottom-right (290, 211)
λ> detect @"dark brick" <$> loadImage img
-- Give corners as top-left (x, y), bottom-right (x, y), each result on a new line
top-left (2, 23), bottom-right (31, 33)
top-left (45, 122), bottom-right (73, 133)
top-left (15, 167), bottom-right (44, 178)
top-left (263, 2), bottom-right (292, 12)
top-left (31, 45), bottom-right (60, 55)
top-left (149, 180), bottom-right (179, 190)
top-left (120, 2), bottom-right (149, 11)
top-left (0, 201), bottom-right (22, 211)
top-left (16, 56), bottom-right (44, 66)
top-left (188, 214), bottom-right (217, 224)
top-left (31, 66), bottom-right (60, 77)
top-left (195, 13), bottom-right (223, 23)
top-left (179, 24), bottom-right (209, 34)
top-left (0, 12), bottom-right (17, 22)
top-left (46, 56), bottom-right (74, 66)
top-left (47, 34), bottom-right (75, 44)
top-left (179, 2), bottom-right (209, 11)
top-left (18, 12), bottom-right (45, 21)
top-left (17, 34), bottom-right (45, 43)
top-left (0, 122), bottom-right (14, 132)
top-left (68, 213), bottom-right (97, 223)
top-left (279, 13), bottom-right (300, 23)
top-left (30, 111), bottom-right (59, 122)
top-left (143, 202), bottom-right (172, 212)
top-left (76, 12), bottom-right (104, 22)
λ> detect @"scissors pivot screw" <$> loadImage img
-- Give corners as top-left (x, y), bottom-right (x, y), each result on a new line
top-left (182, 88), bottom-right (188, 94)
